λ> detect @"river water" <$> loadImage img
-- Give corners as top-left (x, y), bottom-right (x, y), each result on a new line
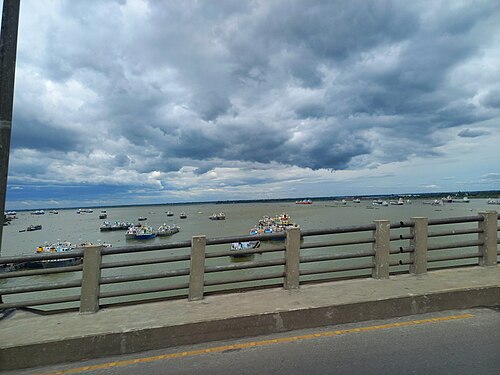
top-left (2, 199), bottom-right (494, 256)
top-left (1, 199), bottom-right (497, 309)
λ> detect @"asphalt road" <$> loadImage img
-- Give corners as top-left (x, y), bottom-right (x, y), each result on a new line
top-left (9, 308), bottom-right (500, 375)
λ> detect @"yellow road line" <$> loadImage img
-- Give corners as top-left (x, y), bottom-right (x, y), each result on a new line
top-left (40, 313), bottom-right (474, 375)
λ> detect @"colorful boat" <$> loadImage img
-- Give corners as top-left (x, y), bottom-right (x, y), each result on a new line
top-left (135, 226), bottom-right (156, 240)
top-left (295, 199), bottom-right (313, 204)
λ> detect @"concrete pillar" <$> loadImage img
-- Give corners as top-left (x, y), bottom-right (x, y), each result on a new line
top-left (79, 245), bottom-right (102, 314)
top-left (189, 235), bottom-right (206, 301)
top-left (410, 217), bottom-right (428, 274)
top-left (372, 220), bottom-right (390, 279)
top-left (478, 211), bottom-right (498, 267)
top-left (284, 226), bottom-right (301, 289)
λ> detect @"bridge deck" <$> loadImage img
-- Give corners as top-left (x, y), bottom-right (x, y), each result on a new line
top-left (1, 265), bottom-right (499, 371)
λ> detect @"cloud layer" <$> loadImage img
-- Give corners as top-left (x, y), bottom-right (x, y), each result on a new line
top-left (5, 0), bottom-right (500, 207)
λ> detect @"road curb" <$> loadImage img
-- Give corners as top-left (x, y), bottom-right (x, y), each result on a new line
top-left (1, 285), bottom-right (498, 371)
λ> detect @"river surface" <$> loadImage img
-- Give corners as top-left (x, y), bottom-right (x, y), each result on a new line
top-left (1, 199), bottom-right (498, 310)
top-left (2, 198), bottom-right (494, 256)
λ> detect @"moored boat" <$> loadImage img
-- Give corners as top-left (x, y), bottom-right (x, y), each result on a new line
top-left (26, 224), bottom-right (42, 231)
top-left (179, 212), bottom-right (187, 219)
top-left (27, 241), bottom-right (81, 269)
top-left (209, 212), bottom-right (226, 220)
top-left (166, 211), bottom-right (174, 216)
top-left (125, 226), bottom-right (139, 239)
top-left (157, 223), bottom-right (180, 236)
top-left (295, 199), bottom-right (312, 204)
top-left (135, 226), bottom-right (156, 240)
top-left (230, 241), bottom-right (261, 258)
top-left (100, 221), bottom-right (112, 231)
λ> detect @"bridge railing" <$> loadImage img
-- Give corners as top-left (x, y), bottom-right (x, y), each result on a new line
top-left (0, 211), bottom-right (498, 313)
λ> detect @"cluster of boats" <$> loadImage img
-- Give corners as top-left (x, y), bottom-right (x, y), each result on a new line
top-left (0, 241), bottom-right (112, 272)
top-left (249, 213), bottom-right (295, 236)
top-left (230, 213), bottom-right (295, 257)
top-left (100, 221), bottom-right (134, 231)
top-left (125, 223), bottom-right (180, 240)
top-left (487, 199), bottom-right (500, 205)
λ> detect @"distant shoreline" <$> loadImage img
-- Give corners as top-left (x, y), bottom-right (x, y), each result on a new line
top-left (5, 189), bottom-right (500, 212)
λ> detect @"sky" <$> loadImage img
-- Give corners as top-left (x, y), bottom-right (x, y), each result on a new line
top-left (2, 0), bottom-right (500, 210)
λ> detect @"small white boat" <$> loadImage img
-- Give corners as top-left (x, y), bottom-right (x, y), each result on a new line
top-left (180, 212), bottom-right (187, 219)
top-left (230, 241), bottom-right (261, 258)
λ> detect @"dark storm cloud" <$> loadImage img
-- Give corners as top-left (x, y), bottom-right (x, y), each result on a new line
top-left (11, 116), bottom-right (80, 152)
top-left (481, 90), bottom-right (500, 109)
top-left (11, 0), bottom-right (500, 191)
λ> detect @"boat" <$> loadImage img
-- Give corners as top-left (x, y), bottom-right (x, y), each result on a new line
top-left (230, 241), bottom-right (260, 258)
top-left (77, 208), bottom-right (93, 214)
top-left (487, 199), bottom-right (500, 205)
top-left (157, 223), bottom-right (180, 236)
top-left (49, 210), bottom-right (59, 214)
top-left (389, 198), bottom-right (405, 205)
top-left (27, 241), bottom-right (82, 269)
top-left (179, 212), bottom-right (187, 219)
top-left (442, 196), bottom-right (453, 203)
top-left (138, 216), bottom-right (147, 221)
top-left (372, 200), bottom-right (389, 206)
top-left (99, 213), bottom-right (107, 219)
top-left (209, 212), bottom-right (226, 220)
top-left (248, 213), bottom-right (295, 240)
top-left (135, 226), bottom-right (156, 240)
top-left (100, 221), bottom-right (112, 231)
top-left (111, 221), bottom-right (132, 230)
top-left (100, 221), bottom-right (131, 231)
top-left (166, 211), bottom-right (174, 216)
top-left (125, 226), bottom-right (139, 239)
top-left (31, 210), bottom-right (45, 215)
top-left (295, 199), bottom-right (312, 204)
top-left (353, 198), bottom-right (361, 203)
top-left (26, 224), bottom-right (42, 231)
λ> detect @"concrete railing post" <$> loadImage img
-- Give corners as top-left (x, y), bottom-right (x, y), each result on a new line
top-left (410, 217), bottom-right (428, 274)
top-left (189, 235), bottom-right (206, 301)
top-left (79, 245), bottom-right (103, 314)
top-left (478, 211), bottom-right (498, 267)
top-left (372, 220), bottom-right (390, 279)
top-left (284, 226), bottom-right (301, 289)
